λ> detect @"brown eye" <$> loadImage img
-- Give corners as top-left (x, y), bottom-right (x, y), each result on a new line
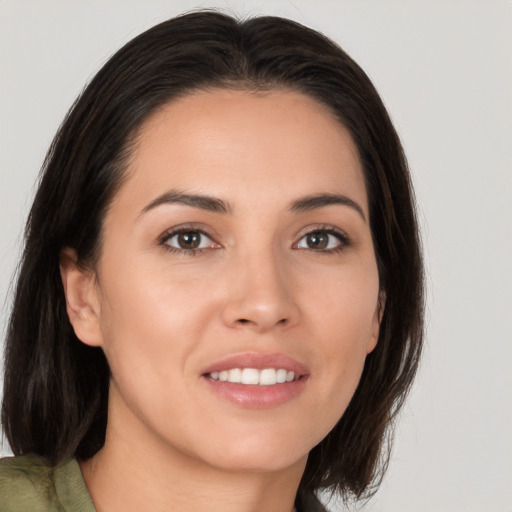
top-left (164, 230), bottom-right (215, 251)
top-left (295, 229), bottom-right (346, 251)
top-left (177, 231), bottom-right (201, 249)
top-left (305, 231), bottom-right (329, 249)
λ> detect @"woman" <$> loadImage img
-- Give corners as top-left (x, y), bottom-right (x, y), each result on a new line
top-left (0, 11), bottom-right (423, 512)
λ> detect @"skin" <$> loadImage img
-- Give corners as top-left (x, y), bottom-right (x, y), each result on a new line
top-left (61, 89), bottom-right (382, 512)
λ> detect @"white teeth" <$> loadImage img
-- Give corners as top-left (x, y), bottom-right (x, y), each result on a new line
top-left (259, 368), bottom-right (276, 386)
top-left (208, 368), bottom-right (297, 385)
top-left (241, 368), bottom-right (259, 385)
top-left (276, 368), bottom-right (287, 383)
top-left (228, 368), bottom-right (242, 383)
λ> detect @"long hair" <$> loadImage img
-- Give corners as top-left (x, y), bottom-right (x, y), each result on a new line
top-left (2, 10), bottom-right (423, 502)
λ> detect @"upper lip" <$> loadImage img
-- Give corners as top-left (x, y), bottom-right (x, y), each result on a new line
top-left (200, 352), bottom-right (309, 377)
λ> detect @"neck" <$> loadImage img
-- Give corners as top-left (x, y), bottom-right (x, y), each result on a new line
top-left (79, 399), bottom-right (306, 512)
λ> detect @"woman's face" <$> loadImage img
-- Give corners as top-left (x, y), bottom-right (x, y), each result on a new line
top-left (67, 89), bottom-right (381, 473)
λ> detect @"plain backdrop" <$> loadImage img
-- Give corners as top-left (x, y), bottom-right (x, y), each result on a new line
top-left (1, 1), bottom-right (511, 511)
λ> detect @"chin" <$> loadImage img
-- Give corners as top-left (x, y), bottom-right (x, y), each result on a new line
top-left (210, 450), bottom-right (307, 474)
top-left (196, 429), bottom-right (312, 474)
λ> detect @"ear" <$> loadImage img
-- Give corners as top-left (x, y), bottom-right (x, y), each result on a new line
top-left (367, 290), bottom-right (386, 354)
top-left (60, 248), bottom-right (103, 347)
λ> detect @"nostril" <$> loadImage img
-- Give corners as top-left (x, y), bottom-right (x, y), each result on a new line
top-left (235, 317), bottom-right (288, 326)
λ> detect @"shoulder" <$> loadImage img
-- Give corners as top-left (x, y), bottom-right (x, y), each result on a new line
top-left (0, 454), bottom-right (95, 512)
top-left (0, 454), bottom-right (58, 511)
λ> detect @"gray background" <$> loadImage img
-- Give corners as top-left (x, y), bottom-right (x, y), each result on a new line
top-left (1, 1), bottom-right (511, 510)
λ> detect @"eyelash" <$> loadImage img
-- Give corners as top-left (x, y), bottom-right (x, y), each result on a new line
top-left (158, 225), bottom-right (350, 256)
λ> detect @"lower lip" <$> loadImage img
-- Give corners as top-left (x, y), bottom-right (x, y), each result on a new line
top-left (202, 376), bottom-right (308, 408)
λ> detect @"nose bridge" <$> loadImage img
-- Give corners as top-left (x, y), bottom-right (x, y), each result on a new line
top-left (221, 242), bottom-right (299, 332)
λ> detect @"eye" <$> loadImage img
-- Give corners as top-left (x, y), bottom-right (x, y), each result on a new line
top-left (162, 229), bottom-right (218, 252)
top-left (294, 229), bottom-right (348, 252)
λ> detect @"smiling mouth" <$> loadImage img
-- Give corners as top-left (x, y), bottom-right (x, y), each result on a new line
top-left (201, 355), bottom-right (309, 407)
top-left (206, 368), bottom-right (300, 386)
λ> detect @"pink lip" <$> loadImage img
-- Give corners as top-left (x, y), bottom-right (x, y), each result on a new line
top-left (200, 352), bottom-right (309, 409)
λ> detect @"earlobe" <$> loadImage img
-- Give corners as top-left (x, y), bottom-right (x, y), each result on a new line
top-left (60, 248), bottom-right (103, 347)
top-left (367, 290), bottom-right (386, 354)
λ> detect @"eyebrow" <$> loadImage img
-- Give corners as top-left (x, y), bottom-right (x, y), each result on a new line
top-left (290, 193), bottom-right (366, 221)
top-left (140, 189), bottom-right (365, 221)
top-left (141, 189), bottom-right (231, 215)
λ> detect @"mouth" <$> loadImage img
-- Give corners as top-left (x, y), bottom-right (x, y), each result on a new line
top-left (200, 353), bottom-right (309, 408)
top-left (206, 367), bottom-right (301, 385)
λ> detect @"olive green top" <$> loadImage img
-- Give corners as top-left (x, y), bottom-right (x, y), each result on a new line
top-left (0, 455), bottom-right (96, 511)
top-left (0, 454), bottom-right (326, 511)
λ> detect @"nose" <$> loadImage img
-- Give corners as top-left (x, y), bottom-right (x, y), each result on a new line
top-left (220, 250), bottom-right (300, 333)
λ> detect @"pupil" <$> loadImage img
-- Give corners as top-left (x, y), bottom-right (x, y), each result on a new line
top-left (307, 231), bottom-right (328, 249)
top-left (178, 232), bottom-right (200, 249)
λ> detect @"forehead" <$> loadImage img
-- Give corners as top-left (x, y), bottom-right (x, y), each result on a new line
top-left (111, 89), bottom-right (367, 216)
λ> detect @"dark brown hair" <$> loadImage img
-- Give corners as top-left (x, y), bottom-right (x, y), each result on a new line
top-left (2, 10), bottom-right (423, 503)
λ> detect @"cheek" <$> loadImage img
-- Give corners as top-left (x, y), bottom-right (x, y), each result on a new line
top-left (96, 258), bottom-right (216, 384)
top-left (95, 261), bottom-right (218, 436)
top-left (305, 258), bottom-right (380, 350)
top-left (101, 255), bottom-right (211, 330)
top-left (300, 262), bottom-right (379, 429)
